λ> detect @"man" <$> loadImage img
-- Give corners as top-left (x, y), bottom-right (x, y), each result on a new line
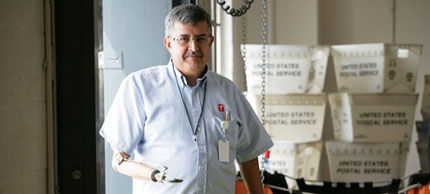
top-left (100, 4), bottom-right (273, 194)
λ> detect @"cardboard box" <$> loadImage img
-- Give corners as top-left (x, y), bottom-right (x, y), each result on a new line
top-left (331, 43), bottom-right (423, 93)
top-left (328, 93), bottom-right (418, 142)
top-left (242, 44), bottom-right (330, 94)
top-left (247, 94), bottom-right (327, 143)
top-left (263, 141), bottom-right (323, 189)
top-left (325, 141), bottom-right (409, 183)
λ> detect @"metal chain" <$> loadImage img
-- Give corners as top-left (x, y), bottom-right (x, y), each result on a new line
top-left (260, 0), bottom-right (268, 183)
top-left (241, 13), bottom-right (248, 93)
top-left (260, 0), bottom-right (268, 127)
top-left (216, 0), bottom-right (254, 17)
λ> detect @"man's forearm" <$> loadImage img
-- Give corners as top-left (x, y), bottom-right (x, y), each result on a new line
top-left (239, 157), bottom-right (264, 194)
top-left (111, 150), bottom-right (157, 181)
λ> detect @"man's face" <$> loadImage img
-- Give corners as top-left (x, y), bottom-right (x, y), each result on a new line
top-left (164, 21), bottom-right (214, 78)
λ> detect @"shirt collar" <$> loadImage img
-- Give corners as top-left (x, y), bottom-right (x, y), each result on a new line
top-left (169, 59), bottom-right (208, 88)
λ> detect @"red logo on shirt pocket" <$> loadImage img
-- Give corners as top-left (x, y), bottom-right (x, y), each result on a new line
top-left (218, 104), bottom-right (225, 112)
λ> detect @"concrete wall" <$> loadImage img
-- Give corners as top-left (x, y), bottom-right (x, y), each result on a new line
top-left (0, 0), bottom-right (47, 193)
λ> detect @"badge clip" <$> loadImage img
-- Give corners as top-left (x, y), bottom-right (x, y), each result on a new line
top-left (220, 111), bottom-right (229, 140)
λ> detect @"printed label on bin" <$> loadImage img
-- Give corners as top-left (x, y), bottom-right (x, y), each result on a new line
top-left (248, 94), bottom-right (327, 143)
top-left (350, 106), bottom-right (415, 141)
top-left (329, 93), bottom-right (418, 142)
top-left (330, 156), bottom-right (400, 182)
top-left (326, 142), bottom-right (408, 183)
top-left (331, 44), bottom-right (385, 93)
top-left (265, 105), bottom-right (326, 142)
top-left (246, 58), bottom-right (310, 94)
top-left (243, 44), bottom-right (329, 94)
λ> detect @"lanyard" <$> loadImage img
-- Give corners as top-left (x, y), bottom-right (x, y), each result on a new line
top-left (172, 63), bottom-right (208, 142)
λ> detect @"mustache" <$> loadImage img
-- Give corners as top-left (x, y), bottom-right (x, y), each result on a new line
top-left (184, 50), bottom-right (203, 58)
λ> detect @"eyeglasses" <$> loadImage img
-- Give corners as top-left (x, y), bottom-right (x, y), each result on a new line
top-left (170, 35), bottom-right (211, 47)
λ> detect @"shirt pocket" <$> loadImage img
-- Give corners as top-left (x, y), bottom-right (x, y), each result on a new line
top-left (212, 112), bottom-right (240, 163)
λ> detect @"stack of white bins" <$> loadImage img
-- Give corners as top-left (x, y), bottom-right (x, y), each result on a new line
top-left (326, 43), bottom-right (423, 183)
top-left (415, 75), bottom-right (430, 171)
top-left (242, 44), bottom-right (330, 188)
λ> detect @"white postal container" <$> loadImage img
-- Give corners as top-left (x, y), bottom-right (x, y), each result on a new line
top-left (242, 44), bottom-right (330, 94)
top-left (422, 75), bottom-right (430, 121)
top-left (265, 141), bottom-right (323, 189)
top-left (325, 141), bottom-right (409, 183)
top-left (247, 94), bottom-right (327, 143)
top-left (328, 93), bottom-right (418, 142)
top-left (331, 43), bottom-right (423, 93)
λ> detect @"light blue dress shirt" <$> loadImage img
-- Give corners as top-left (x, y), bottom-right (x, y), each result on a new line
top-left (100, 61), bottom-right (273, 194)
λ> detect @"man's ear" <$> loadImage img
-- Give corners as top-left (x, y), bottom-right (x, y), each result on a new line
top-left (163, 36), bottom-right (171, 52)
top-left (208, 36), bottom-right (214, 48)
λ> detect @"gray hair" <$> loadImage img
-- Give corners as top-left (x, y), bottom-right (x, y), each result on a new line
top-left (164, 4), bottom-right (212, 37)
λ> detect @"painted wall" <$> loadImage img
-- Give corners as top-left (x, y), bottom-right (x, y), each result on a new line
top-left (101, 1), bottom-right (171, 194)
top-left (0, 0), bottom-right (47, 193)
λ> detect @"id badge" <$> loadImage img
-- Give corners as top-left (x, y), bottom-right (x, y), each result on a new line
top-left (218, 140), bottom-right (230, 162)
